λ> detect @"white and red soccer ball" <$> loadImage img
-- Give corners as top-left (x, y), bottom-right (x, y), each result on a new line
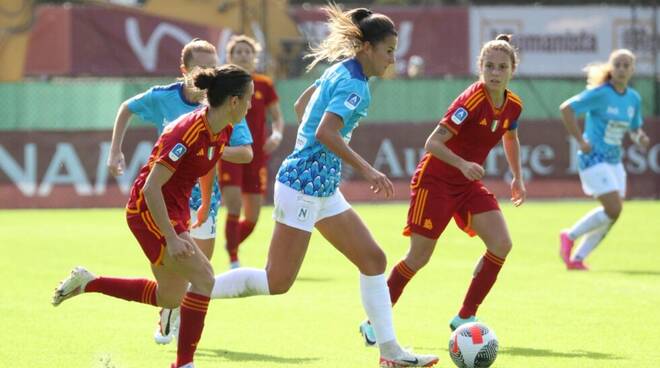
top-left (448, 322), bottom-right (498, 368)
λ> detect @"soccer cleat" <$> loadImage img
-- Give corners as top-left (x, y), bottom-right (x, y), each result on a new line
top-left (449, 315), bottom-right (477, 331)
top-left (230, 261), bottom-right (241, 269)
top-left (358, 319), bottom-right (377, 347)
top-left (52, 266), bottom-right (96, 306)
top-left (154, 307), bottom-right (180, 345)
top-left (379, 349), bottom-right (439, 367)
top-left (559, 230), bottom-right (574, 265)
top-left (567, 260), bottom-right (589, 271)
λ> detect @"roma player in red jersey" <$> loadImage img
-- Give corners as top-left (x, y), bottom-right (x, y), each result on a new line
top-left (360, 34), bottom-right (526, 344)
top-left (52, 65), bottom-right (254, 368)
top-left (219, 35), bottom-right (285, 268)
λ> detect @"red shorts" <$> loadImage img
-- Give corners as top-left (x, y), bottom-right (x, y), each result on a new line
top-left (126, 210), bottom-right (189, 265)
top-left (219, 158), bottom-right (268, 194)
top-left (404, 180), bottom-right (500, 239)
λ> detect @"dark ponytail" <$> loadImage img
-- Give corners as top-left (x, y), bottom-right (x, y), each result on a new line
top-left (495, 34), bottom-right (512, 43)
top-left (192, 64), bottom-right (252, 108)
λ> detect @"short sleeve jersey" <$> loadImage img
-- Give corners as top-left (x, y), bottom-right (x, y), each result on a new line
top-left (127, 82), bottom-right (253, 146)
top-left (247, 74), bottom-right (279, 161)
top-left (126, 107), bottom-right (233, 227)
top-left (127, 81), bottom-right (253, 218)
top-left (277, 58), bottom-right (370, 197)
top-left (566, 83), bottom-right (643, 170)
top-left (416, 81), bottom-right (523, 186)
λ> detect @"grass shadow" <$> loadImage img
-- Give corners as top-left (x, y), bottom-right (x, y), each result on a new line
top-left (605, 270), bottom-right (660, 277)
top-left (296, 276), bottom-right (334, 282)
top-left (502, 346), bottom-right (624, 360)
top-left (196, 348), bottom-right (320, 364)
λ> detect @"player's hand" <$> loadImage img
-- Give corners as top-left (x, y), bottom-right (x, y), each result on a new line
top-left (510, 177), bottom-right (526, 207)
top-left (107, 151), bottom-right (126, 176)
top-left (362, 166), bottom-right (394, 199)
top-left (192, 203), bottom-right (210, 228)
top-left (636, 131), bottom-right (650, 150)
top-left (578, 139), bottom-right (592, 154)
top-left (166, 234), bottom-right (196, 261)
top-left (263, 132), bottom-right (283, 154)
top-left (459, 161), bottom-right (485, 181)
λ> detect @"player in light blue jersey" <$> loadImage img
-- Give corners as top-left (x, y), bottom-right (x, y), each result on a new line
top-left (559, 49), bottom-right (651, 270)
top-left (107, 39), bottom-right (253, 345)
top-left (206, 5), bottom-right (438, 367)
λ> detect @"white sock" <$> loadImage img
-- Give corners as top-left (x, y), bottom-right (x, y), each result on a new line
top-left (211, 268), bottom-right (270, 299)
top-left (571, 224), bottom-right (612, 261)
top-left (568, 207), bottom-right (613, 240)
top-left (360, 273), bottom-right (401, 357)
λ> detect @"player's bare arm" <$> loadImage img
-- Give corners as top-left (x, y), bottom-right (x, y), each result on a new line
top-left (425, 124), bottom-right (485, 181)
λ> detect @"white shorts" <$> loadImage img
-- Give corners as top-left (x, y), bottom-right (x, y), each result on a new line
top-left (272, 181), bottom-right (351, 232)
top-left (578, 162), bottom-right (626, 198)
top-left (189, 208), bottom-right (217, 240)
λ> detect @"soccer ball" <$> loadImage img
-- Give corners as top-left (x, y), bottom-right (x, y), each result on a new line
top-left (448, 322), bottom-right (498, 368)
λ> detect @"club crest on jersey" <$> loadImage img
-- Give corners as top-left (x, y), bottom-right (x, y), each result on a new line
top-left (168, 143), bottom-right (187, 161)
top-left (344, 93), bottom-right (361, 110)
top-left (451, 107), bottom-right (468, 125)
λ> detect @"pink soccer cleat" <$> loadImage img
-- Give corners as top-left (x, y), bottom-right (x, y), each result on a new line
top-left (559, 231), bottom-right (574, 265)
top-left (567, 260), bottom-right (589, 271)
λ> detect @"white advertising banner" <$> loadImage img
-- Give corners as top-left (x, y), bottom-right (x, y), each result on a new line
top-left (470, 6), bottom-right (660, 76)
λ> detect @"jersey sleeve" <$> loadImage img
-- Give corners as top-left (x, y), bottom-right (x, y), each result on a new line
top-left (439, 90), bottom-right (478, 135)
top-left (325, 78), bottom-right (367, 124)
top-left (229, 118), bottom-right (254, 146)
top-left (127, 88), bottom-right (160, 127)
top-left (154, 125), bottom-right (192, 173)
top-left (566, 87), bottom-right (606, 115)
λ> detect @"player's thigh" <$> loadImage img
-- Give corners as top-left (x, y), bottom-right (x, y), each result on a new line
top-left (596, 191), bottom-right (623, 220)
top-left (404, 233), bottom-right (440, 271)
top-left (315, 208), bottom-right (386, 275)
top-left (221, 186), bottom-right (243, 214)
top-left (161, 232), bottom-right (215, 295)
top-left (265, 222), bottom-right (312, 294)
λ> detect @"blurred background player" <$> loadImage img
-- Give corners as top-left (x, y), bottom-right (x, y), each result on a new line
top-left (106, 39), bottom-right (254, 344)
top-left (559, 49), bottom-right (651, 270)
top-left (204, 5), bottom-right (438, 367)
top-left (361, 34), bottom-right (525, 344)
top-left (53, 65), bottom-right (255, 368)
top-left (220, 35), bottom-right (285, 269)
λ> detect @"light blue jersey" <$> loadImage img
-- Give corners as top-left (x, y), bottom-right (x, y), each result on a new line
top-left (567, 83), bottom-right (643, 170)
top-left (127, 82), bottom-right (253, 218)
top-left (277, 58), bottom-right (370, 197)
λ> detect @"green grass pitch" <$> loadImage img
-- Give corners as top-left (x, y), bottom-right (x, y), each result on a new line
top-left (1, 200), bottom-right (659, 367)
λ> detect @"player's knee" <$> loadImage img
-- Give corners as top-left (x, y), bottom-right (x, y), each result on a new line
top-left (488, 237), bottom-right (512, 258)
top-left (405, 247), bottom-right (433, 271)
top-left (604, 204), bottom-right (622, 220)
top-left (359, 247), bottom-right (387, 275)
top-left (190, 266), bottom-right (215, 295)
top-left (267, 277), bottom-right (293, 295)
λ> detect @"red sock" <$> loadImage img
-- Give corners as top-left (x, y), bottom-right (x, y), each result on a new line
top-left (85, 277), bottom-right (158, 306)
top-left (458, 251), bottom-right (505, 318)
top-left (225, 214), bottom-right (240, 262)
top-left (237, 220), bottom-right (256, 244)
top-left (387, 261), bottom-right (416, 306)
top-left (177, 292), bottom-right (210, 367)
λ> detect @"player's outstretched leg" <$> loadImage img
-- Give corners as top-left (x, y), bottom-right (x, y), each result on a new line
top-left (52, 266), bottom-right (96, 306)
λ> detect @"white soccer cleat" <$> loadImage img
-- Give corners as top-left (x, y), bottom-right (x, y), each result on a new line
top-left (379, 349), bottom-right (439, 367)
top-left (52, 266), bottom-right (96, 306)
top-left (154, 307), bottom-right (180, 345)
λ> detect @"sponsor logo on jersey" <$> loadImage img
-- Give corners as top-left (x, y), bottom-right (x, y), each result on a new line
top-left (451, 107), bottom-right (468, 125)
top-left (344, 93), bottom-right (361, 110)
top-left (606, 106), bottom-right (620, 115)
top-left (168, 143), bottom-right (187, 161)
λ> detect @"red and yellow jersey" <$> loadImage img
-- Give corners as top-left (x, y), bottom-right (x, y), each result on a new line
top-left (414, 81), bottom-right (523, 186)
top-left (127, 107), bottom-right (232, 226)
top-left (246, 74), bottom-right (279, 160)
